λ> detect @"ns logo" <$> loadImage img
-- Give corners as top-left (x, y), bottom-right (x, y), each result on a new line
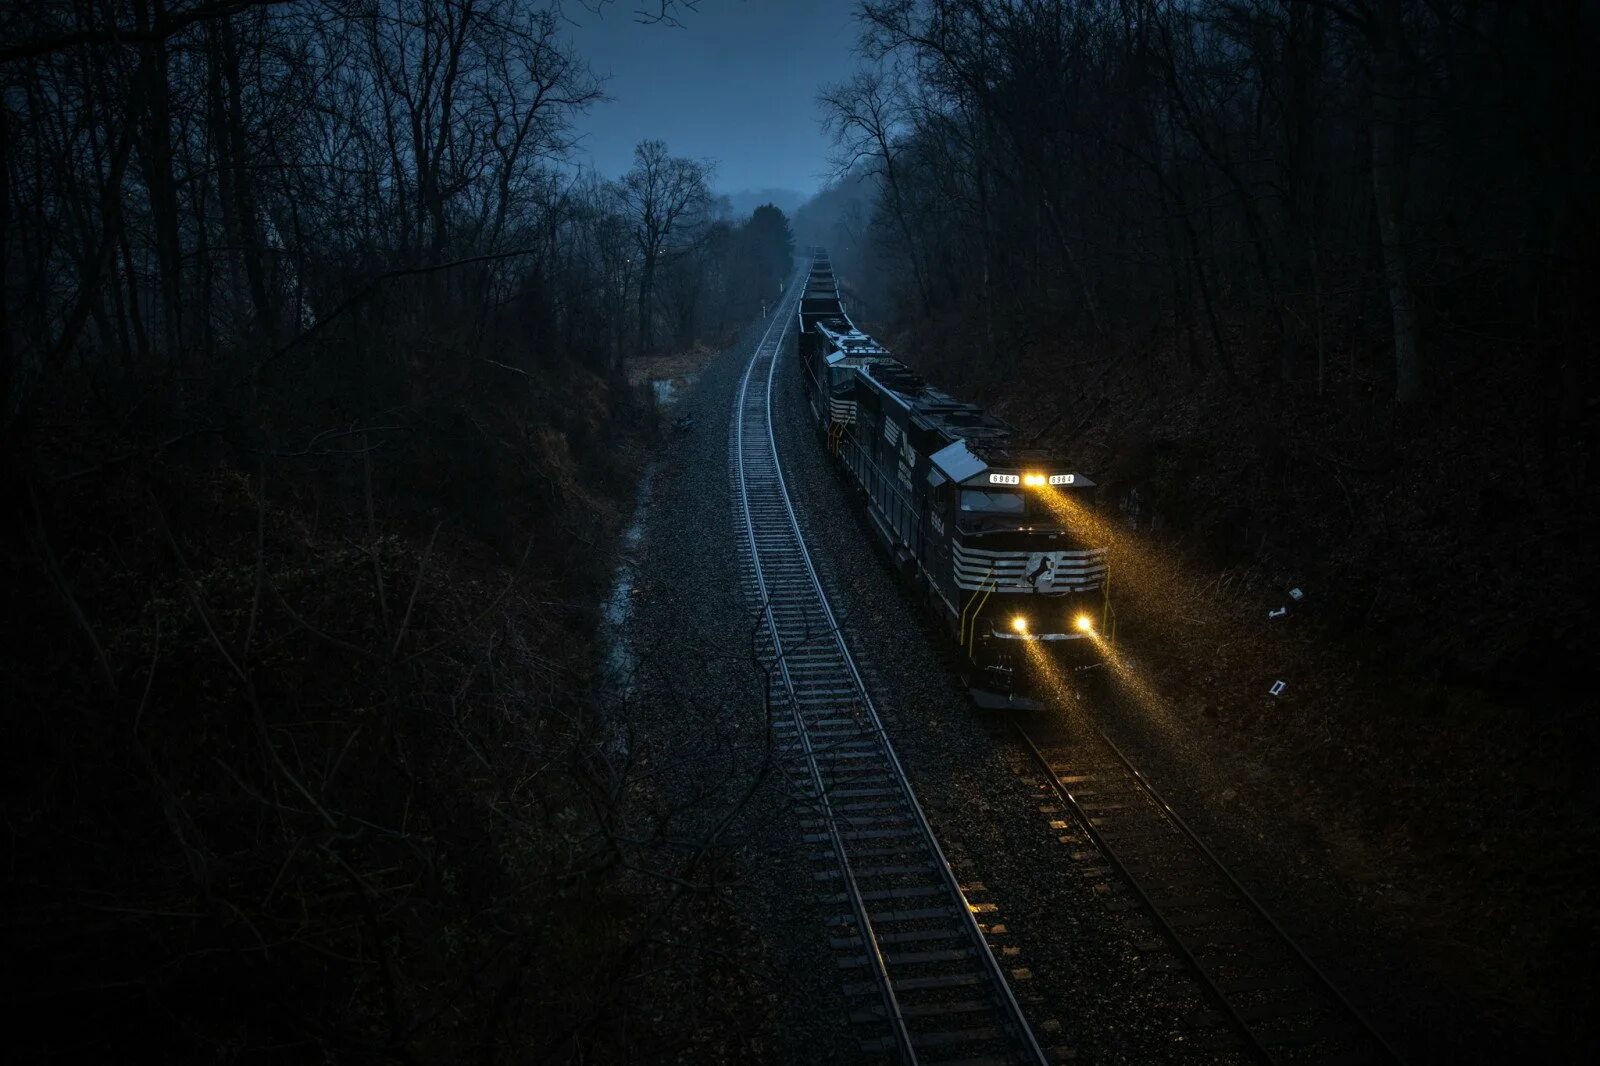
top-left (1020, 551), bottom-right (1068, 592)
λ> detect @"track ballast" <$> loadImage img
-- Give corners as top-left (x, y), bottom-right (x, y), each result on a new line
top-left (1013, 708), bottom-right (1402, 1064)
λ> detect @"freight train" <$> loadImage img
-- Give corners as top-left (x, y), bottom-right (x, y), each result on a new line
top-left (796, 252), bottom-right (1111, 708)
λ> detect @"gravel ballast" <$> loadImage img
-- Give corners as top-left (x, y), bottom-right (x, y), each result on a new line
top-left (612, 314), bottom-right (857, 1063)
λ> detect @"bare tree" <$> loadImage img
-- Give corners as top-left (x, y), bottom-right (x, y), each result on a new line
top-left (616, 138), bottom-right (712, 356)
top-left (820, 67), bottom-right (934, 316)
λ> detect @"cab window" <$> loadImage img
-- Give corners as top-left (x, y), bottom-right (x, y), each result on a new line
top-left (959, 490), bottom-right (1025, 514)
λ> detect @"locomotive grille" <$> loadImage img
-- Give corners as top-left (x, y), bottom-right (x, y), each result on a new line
top-left (953, 542), bottom-right (1107, 593)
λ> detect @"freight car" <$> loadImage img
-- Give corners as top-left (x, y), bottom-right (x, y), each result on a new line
top-left (796, 252), bottom-right (1110, 708)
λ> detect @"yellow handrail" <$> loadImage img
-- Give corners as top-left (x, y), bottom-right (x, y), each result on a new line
top-left (965, 579), bottom-right (997, 660)
top-left (960, 567), bottom-right (997, 659)
top-left (959, 569), bottom-right (985, 647)
top-left (1102, 573), bottom-right (1116, 642)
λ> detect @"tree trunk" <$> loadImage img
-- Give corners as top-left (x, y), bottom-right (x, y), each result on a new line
top-left (1038, 193), bottom-right (1102, 337)
top-left (637, 256), bottom-right (656, 354)
top-left (136, 0), bottom-right (184, 370)
top-left (0, 102), bottom-right (11, 427)
top-left (1371, 0), bottom-right (1421, 405)
top-left (1164, 209), bottom-right (1203, 377)
top-left (976, 144), bottom-right (998, 367)
top-left (218, 16), bottom-right (275, 346)
top-left (879, 148), bottom-right (932, 318)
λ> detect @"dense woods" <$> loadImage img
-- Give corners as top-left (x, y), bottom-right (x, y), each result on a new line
top-left (802, 0), bottom-right (1597, 1050)
top-left (814, 0), bottom-right (1593, 412)
top-left (2, 0), bottom-right (789, 1058)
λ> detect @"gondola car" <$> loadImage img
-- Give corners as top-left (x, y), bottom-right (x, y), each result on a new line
top-left (796, 252), bottom-right (1111, 708)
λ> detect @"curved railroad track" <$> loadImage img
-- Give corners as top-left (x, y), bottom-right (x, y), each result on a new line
top-left (1011, 704), bottom-right (1403, 1065)
top-left (733, 276), bottom-right (1048, 1065)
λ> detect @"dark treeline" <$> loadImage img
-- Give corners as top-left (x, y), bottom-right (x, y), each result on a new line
top-left (804, 1), bottom-right (1598, 1049)
top-left (1, 1), bottom-right (789, 418)
top-left (815, 0), bottom-right (1593, 410)
top-left (2, 0), bottom-right (787, 1059)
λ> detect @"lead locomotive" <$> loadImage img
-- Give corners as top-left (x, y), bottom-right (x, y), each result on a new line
top-left (797, 252), bottom-right (1111, 708)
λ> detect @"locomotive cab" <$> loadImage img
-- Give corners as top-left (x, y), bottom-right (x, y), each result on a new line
top-left (927, 447), bottom-right (1110, 709)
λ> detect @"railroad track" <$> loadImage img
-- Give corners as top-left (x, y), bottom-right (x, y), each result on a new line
top-left (733, 277), bottom-right (1048, 1065)
top-left (1012, 705), bottom-right (1402, 1064)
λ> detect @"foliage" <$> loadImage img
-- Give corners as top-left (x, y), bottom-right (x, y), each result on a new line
top-left (0, 0), bottom-right (792, 1058)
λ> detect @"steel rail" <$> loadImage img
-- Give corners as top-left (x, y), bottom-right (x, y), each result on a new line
top-left (1093, 722), bottom-right (1404, 1062)
top-left (734, 271), bottom-right (1047, 1065)
top-left (736, 281), bottom-right (916, 1062)
top-left (1013, 712), bottom-right (1404, 1065)
top-left (756, 303), bottom-right (1047, 1066)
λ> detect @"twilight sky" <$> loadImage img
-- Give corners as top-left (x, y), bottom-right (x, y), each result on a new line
top-left (558, 0), bottom-right (866, 203)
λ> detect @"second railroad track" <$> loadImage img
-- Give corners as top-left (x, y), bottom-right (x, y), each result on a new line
top-left (1012, 703), bottom-right (1402, 1065)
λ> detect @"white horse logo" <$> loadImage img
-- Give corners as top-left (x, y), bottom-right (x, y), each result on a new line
top-left (1023, 552), bottom-right (1060, 592)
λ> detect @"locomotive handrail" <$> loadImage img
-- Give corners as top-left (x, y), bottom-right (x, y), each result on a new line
top-left (959, 571), bottom-right (986, 650)
top-left (822, 413), bottom-right (926, 528)
top-left (959, 567), bottom-right (997, 656)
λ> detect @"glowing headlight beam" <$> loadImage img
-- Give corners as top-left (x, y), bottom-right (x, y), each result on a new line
top-left (1032, 485), bottom-right (1183, 609)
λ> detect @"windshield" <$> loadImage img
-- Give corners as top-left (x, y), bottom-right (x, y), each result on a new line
top-left (960, 490), bottom-right (1026, 514)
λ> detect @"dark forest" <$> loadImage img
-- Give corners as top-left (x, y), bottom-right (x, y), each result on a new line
top-left (3, 1), bottom-right (1596, 1063)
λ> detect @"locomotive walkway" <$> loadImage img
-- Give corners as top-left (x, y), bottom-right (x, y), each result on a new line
top-left (733, 274), bottom-right (1048, 1065)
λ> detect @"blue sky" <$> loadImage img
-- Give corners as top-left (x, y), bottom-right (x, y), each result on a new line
top-left (558, 0), bottom-right (865, 200)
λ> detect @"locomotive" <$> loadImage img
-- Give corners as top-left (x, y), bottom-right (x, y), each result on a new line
top-left (797, 252), bottom-right (1111, 708)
